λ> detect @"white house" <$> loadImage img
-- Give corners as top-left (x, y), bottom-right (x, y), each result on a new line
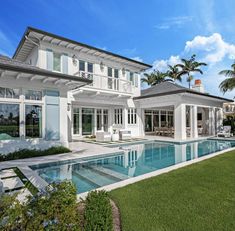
top-left (0, 27), bottom-right (233, 153)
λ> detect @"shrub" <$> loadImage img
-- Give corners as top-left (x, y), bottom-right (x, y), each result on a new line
top-left (0, 146), bottom-right (70, 162)
top-left (0, 181), bottom-right (80, 231)
top-left (84, 190), bottom-right (113, 231)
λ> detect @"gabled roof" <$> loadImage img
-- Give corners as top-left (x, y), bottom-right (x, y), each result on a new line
top-left (0, 55), bottom-right (92, 84)
top-left (13, 27), bottom-right (152, 70)
top-left (134, 81), bottom-right (233, 102)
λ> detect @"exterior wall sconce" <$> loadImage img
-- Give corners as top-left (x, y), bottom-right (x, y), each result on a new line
top-left (122, 68), bottom-right (126, 75)
top-left (72, 55), bottom-right (77, 66)
top-left (67, 103), bottom-right (71, 111)
top-left (100, 61), bottom-right (105, 71)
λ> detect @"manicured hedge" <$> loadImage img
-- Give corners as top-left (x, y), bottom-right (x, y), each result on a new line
top-left (84, 190), bottom-right (113, 231)
top-left (0, 146), bottom-right (70, 161)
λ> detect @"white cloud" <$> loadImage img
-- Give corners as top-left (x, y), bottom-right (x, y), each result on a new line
top-left (185, 33), bottom-right (235, 64)
top-left (155, 16), bottom-right (193, 30)
top-left (152, 55), bottom-right (181, 71)
top-left (151, 33), bottom-right (235, 99)
top-left (131, 56), bottom-right (143, 62)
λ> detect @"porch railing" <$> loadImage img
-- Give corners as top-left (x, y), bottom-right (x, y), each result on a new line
top-left (74, 71), bottom-right (132, 94)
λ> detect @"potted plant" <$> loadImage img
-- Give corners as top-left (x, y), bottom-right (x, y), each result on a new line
top-left (112, 129), bottom-right (119, 141)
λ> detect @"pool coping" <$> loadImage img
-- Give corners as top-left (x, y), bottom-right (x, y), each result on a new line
top-left (77, 146), bottom-right (235, 200)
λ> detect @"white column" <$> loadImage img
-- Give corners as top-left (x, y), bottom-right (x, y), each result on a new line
top-left (124, 107), bottom-right (128, 129)
top-left (192, 106), bottom-right (198, 138)
top-left (79, 108), bottom-right (82, 135)
top-left (60, 91), bottom-right (69, 147)
top-left (209, 107), bottom-right (216, 135)
top-left (174, 104), bottom-right (186, 140)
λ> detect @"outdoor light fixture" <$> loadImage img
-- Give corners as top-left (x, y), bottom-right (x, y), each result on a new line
top-left (100, 61), bottom-right (104, 71)
top-left (72, 55), bottom-right (77, 66)
top-left (67, 103), bottom-right (71, 111)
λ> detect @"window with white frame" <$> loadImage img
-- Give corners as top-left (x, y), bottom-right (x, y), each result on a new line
top-left (79, 60), bottom-right (85, 72)
top-left (25, 90), bottom-right (42, 101)
top-left (114, 109), bottom-right (123, 125)
top-left (0, 87), bottom-right (20, 99)
top-left (128, 108), bottom-right (137, 124)
top-left (53, 53), bottom-right (61, 72)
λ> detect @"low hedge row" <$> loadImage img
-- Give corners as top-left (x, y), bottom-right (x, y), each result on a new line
top-left (0, 146), bottom-right (70, 161)
top-left (84, 190), bottom-right (113, 231)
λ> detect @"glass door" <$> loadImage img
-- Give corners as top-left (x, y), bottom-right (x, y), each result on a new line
top-left (82, 108), bottom-right (94, 135)
top-left (103, 109), bottom-right (108, 132)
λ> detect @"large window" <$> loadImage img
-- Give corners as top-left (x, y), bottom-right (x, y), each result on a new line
top-left (73, 108), bottom-right (80, 134)
top-left (128, 108), bottom-right (137, 125)
top-left (114, 109), bottom-right (123, 125)
top-left (53, 53), bottom-right (61, 72)
top-left (0, 104), bottom-right (20, 140)
top-left (79, 60), bottom-right (85, 71)
top-left (25, 105), bottom-right (42, 138)
top-left (25, 90), bottom-right (42, 101)
top-left (0, 87), bottom-right (20, 99)
top-left (107, 67), bottom-right (113, 89)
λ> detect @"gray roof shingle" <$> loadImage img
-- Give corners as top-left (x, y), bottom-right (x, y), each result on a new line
top-left (135, 81), bottom-right (233, 102)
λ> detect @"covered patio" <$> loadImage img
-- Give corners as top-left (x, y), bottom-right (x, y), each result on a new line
top-left (135, 82), bottom-right (232, 140)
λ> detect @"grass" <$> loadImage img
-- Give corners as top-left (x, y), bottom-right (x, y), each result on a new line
top-left (110, 150), bottom-right (235, 231)
top-left (0, 146), bottom-right (71, 162)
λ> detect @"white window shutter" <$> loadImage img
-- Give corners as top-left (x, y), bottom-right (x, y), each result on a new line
top-left (62, 54), bottom-right (68, 74)
top-left (46, 49), bottom-right (53, 71)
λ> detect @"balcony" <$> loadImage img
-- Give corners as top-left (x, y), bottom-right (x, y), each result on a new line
top-left (74, 71), bottom-right (133, 95)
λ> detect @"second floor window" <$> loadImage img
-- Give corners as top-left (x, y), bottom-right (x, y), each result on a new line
top-left (53, 53), bottom-right (61, 72)
top-left (79, 60), bottom-right (85, 72)
top-left (88, 62), bottom-right (93, 73)
top-left (114, 69), bottom-right (119, 78)
top-left (108, 67), bottom-right (113, 77)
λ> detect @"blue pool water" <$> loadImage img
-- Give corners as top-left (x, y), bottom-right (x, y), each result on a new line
top-left (31, 139), bottom-right (235, 193)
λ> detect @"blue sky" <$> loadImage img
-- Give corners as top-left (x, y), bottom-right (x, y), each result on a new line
top-left (0, 0), bottom-right (235, 98)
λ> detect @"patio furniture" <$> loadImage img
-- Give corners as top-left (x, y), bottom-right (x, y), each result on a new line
top-left (217, 126), bottom-right (232, 138)
top-left (112, 133), bottom-right (119, 141)
top-left (96, 131), bottom-right (112, 142)
top-left (119, 130), bottom-right (131, 140)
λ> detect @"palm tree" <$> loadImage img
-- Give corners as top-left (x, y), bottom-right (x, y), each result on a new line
top-left (218, 63), bottom-right (235, 93)
top-left (176, 54), bottom-right (207, 88)
top-left (141, 70), bottom-right (168, 86)
top-left (166, 65), bottom-right (182, 82)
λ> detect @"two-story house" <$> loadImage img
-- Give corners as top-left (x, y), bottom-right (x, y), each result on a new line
top-left (0, 27), bottom-right (151, 151)
top-left (0, 27), bottom-right (233, 153)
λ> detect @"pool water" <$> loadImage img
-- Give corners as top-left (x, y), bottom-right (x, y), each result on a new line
top-left (31, 139), bottom-right (235, 194)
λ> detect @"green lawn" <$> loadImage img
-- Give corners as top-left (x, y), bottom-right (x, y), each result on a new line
top-left (110, 150), bottom-right (235, 231)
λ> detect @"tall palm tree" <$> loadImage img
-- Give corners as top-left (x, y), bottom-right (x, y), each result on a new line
top-left (166, 65), bottom-right (182, 82)
top-left (218, 63), bottom-right (235, 93)
top-left (141, 72), bottom-right (157, 86)
top-left (176, 54), bottom-right (207, 88)
top-left (141, 70), bottom-right (168, 86)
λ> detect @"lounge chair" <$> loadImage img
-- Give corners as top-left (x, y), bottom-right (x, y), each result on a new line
top-left (119, 130), bottom-right (131, 140)
top-left (217, 126), bottom-right (232, 138)
top-left (96, 131), bottom-right (112, 142)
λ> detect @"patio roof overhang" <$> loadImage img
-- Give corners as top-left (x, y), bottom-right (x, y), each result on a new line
top-left (13, 27), bottom-right (152, 71)
top-left (0, 56), bottom-right (92, 90)
top-left (134, 89), bottom-right (233, 103)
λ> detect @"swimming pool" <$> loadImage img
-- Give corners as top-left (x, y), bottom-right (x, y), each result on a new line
top-left (31, 139), bottom-right (235, 194)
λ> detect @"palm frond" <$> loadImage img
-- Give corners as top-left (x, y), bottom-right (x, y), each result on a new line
top-left (219, 77), bottom-right (235, 93)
